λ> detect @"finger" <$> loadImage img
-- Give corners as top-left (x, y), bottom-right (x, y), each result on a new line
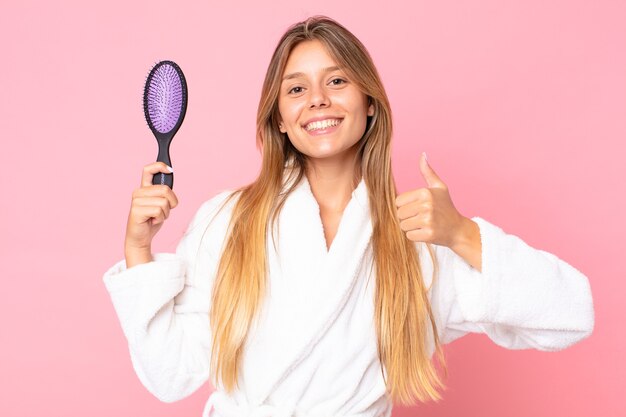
top-left (395, 188), bottom-right (429, 207)
top-left (132, 205), bottom-right (166, 224)
top-left (396, 200), bottom-right (431, 221)
top-left (151, 212), bottom-right (166, 225)
top-left (133, 197), bottom-right (171, 219)
top-left (396, 201), bottom-right (419, 221)
top-left (398, 215), bottom-right (423, 233)
top-left (133, 184), bottom-right (179, 208)
top-left (419, 153), bottom-right (446, 189)
top-left (142, 162), bottom-right (173, 188)
top-left (405, 227), bottom-right (434, 243)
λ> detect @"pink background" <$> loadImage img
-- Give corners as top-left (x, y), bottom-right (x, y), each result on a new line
top-left (1, 0), bottom-right (623, 416)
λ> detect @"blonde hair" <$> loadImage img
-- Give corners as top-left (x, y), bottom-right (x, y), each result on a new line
top-left (207, 15), bottom-right (448, 405)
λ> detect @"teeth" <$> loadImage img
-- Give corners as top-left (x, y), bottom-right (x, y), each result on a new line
top-left (305, 118), bottom-right (342, 131)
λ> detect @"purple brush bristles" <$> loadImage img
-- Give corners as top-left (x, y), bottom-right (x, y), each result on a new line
top-left (145, 63), bottom-right (184, 134)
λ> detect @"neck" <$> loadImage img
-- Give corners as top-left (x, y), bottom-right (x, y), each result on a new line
top-left (304, 149), bottom-right (362, 212)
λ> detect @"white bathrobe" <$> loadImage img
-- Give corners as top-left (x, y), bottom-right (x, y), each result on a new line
top-left (102, 172), bottom-right (594, 417)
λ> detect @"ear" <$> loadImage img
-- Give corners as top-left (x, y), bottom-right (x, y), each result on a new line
top-left (367, 102), bottom-right (375, 117)
top-left (278, 120), bottom-right (286, 133)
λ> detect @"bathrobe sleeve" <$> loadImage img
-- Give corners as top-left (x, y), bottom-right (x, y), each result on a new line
top-left (102, 191), bottom-right (233, 402)
top-left (427, 216), bottom-right (595, 351)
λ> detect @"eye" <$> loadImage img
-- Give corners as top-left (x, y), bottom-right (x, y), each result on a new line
top-left (330, 78), bottom-right (346, 86)
top-left (288, 86), bottom-right (304, 94)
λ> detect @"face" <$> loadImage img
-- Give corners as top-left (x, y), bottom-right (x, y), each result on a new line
top-left (277, 39), bottom-right (374, 163)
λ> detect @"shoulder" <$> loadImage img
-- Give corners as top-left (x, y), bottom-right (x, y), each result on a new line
top-left (193, 189), bottom-right (240, 222)
top-left (183, 189), bottom-right (241, 237)
top-left (177, 189), bottom-right (242, 261)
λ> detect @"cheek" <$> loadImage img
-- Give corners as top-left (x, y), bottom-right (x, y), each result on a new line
top-left (344, 98), bottom-right (368, 125)
top-left (277, 102), bottom-right (287, 122)
top-left (278, 100), bottom-right (304, 123)
top-left (286, 135), bottom-right (307, 154)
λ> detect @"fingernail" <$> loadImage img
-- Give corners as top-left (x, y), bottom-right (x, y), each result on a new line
top-left (167, 165), bottom-right (174, 173)
top-left (422, 152), bottom-right (428, 162)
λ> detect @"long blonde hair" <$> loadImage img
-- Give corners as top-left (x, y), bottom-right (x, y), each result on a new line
top-left (207, 15), bottom-right (448, 405)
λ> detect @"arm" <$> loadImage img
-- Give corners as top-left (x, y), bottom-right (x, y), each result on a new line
top-left (449, 216), bottom-right (482, 272)
top-left (102, 190), bottom-right (234, 402)
top-left (425, 216), bottom-right (595, 351)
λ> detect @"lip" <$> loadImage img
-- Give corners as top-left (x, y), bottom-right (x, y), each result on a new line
top-left (304, 120), bottom-right (342, 136)
top-left (301, 115), bottom-right (344, 128)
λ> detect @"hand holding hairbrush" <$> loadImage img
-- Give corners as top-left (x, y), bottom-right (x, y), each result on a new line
top-left (143, 60), bottom-right (188, 189)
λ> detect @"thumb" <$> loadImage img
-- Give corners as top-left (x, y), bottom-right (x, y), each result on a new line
top-left (419, 152), bottom-right (446, 189)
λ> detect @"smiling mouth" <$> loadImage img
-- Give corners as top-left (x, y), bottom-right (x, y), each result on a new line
top-left (303, 118), bottom-right (343, 132)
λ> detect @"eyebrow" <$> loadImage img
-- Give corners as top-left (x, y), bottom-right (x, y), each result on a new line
top-left (282, 66), bottom-right (343, 82)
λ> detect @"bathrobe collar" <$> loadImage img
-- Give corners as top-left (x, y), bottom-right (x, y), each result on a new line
top-left (240, 169), bottom-right (374, 405)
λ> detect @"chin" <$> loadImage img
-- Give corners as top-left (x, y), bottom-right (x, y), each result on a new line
top-left (306, 146), bottom-right (356, 160)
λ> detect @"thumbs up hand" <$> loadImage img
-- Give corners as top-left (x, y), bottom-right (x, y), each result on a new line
top-left (395, 152), bottom-right (468, 249)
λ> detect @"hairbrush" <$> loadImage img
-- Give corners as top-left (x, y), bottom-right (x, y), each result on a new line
top-left (142, 60), bottom-right (188, 189)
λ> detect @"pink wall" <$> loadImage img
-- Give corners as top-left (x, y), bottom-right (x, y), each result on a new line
top-left (1, 0), bottom-right (622, 416)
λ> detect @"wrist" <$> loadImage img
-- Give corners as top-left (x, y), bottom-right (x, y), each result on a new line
top-left (451, 216), bottom-right (477, 252)
top-left (124, 244), bottom-right (153, 268)
top-left (450, 216), bottom-right (482, 272)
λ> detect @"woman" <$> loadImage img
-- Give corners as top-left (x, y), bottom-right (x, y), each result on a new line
top-left (103, 15), bottom-right (594, 417)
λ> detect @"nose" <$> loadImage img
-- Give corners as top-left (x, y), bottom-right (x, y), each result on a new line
top-left (308, 83), bottom-right (329, 108)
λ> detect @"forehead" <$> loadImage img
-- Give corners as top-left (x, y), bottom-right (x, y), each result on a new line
top-left (283, 40), bottom-right (338, 74)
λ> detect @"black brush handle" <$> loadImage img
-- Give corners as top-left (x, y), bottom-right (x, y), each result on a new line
top-left (152, 135), bottom-right (174, 189)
